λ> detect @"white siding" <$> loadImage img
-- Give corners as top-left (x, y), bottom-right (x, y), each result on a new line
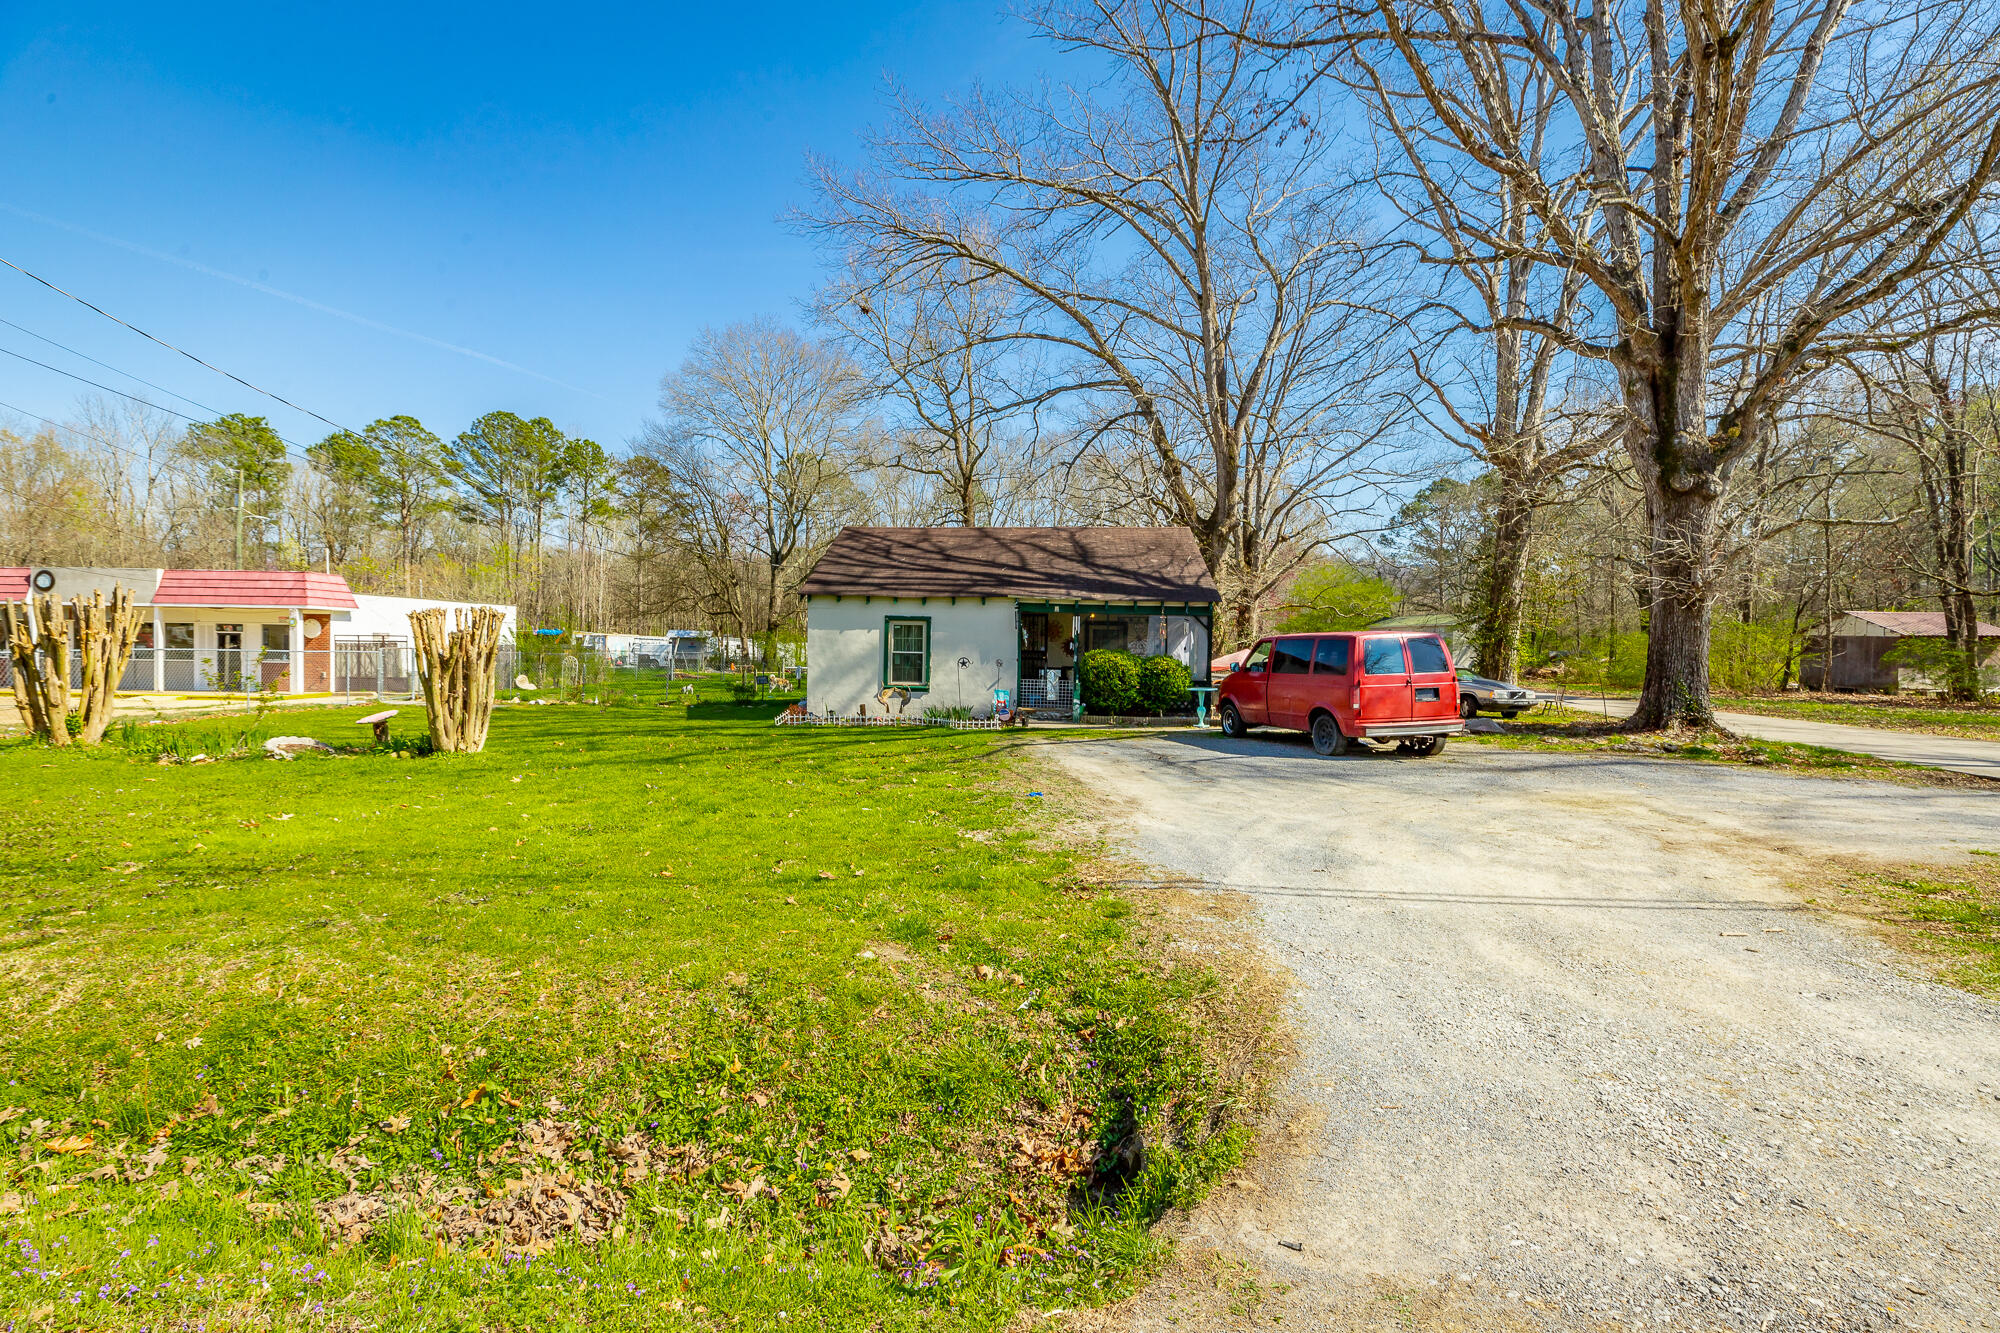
top-left (806, 596), bottom-right (1018, 718)
top-left (333, 594), bottom-right (518, 643)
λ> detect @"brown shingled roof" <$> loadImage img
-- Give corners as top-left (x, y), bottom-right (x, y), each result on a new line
top-left (798, 526), bottom-right (1219, 603)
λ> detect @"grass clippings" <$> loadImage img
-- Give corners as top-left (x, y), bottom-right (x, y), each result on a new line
top-left (0, 682), bottom-right (1250, 1330)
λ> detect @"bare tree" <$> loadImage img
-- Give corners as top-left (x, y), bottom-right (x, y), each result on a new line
top-left (819, 256), bottom-right (1044, 525)
top-left (1844, 278), bottom-right (2000, 699)
top-left (808, 0), bottom-right (1411, 641)
top-left (1351, 46), bottom-right (1614, 679)
top-left (1264, 0), bottom-right (2000, 725)
top-left (654, 320), bottom-right (871, 648)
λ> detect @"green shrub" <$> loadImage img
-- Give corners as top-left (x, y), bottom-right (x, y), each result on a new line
top-left (1135, 654), bottom-right (1193, 713)
top-left (110, 717), bottom-right (273, 761)
top-left (1079, 649), bottom-right (1142, 714)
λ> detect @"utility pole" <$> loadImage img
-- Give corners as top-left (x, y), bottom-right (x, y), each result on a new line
top-left (234, 467), bottom-right (245, 569)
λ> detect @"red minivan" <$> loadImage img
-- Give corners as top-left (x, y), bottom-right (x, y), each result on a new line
top-left (1216, 631), bottom-right (1463, 756)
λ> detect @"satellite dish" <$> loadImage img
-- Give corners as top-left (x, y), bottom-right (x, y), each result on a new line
top-left (302, 618), bottom-right (324, 638)
top-left (30, 569), bottom-right (56, 592)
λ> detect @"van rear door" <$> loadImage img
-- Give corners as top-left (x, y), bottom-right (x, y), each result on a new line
top-left (1405, 635), bottom-right (1458, 722)
top-left (1356, 635), bottom-right (1412, 726)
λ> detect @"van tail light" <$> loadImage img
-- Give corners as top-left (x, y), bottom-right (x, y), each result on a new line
top-left (1350, 682), bottom-right (1361, 710)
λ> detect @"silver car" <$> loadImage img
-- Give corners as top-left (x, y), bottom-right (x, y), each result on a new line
top-left (1456, 669), bottom-right (1536, 719)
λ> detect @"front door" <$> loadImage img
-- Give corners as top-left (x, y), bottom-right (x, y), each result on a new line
top-left (215, 624), bottom-right (244, 693)
top-left (1356, 635), bottom-right (1412, 726)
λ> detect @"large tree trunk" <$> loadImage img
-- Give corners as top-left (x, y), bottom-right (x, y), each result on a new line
top-left (1929, 430), bottom-right (1983, 701)
top-left (1631, 485), bottom-right (1724, 729)
top-left (1942, 585), bottom-right (1983, 700)
top-left (1473, 479), bottom-right (1534, 681)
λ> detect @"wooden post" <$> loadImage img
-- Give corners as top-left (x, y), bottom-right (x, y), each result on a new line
top-left (409, 605), bottom-right (506, 753)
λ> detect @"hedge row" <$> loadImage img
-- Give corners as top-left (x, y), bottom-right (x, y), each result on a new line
top-left (1077, 649), bottom-right (1194, 715)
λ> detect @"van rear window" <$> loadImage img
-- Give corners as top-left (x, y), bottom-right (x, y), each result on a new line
top-left (1312, 638), bottom-right (1350, 673)
top-left (1272, 639), bottom-right (1313, 674)
top-left (1408, 636), bottom-right (1450, 673)
top-left (1361, 638), bottom-right (1407, 675)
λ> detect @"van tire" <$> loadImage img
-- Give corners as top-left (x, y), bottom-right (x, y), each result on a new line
top-left (1310, 713), bottom-right (1348, 757)
top-left (1401, 735), bottom-right (1446, 757)
top-left (1219, 703), bottom-right (1246, 738)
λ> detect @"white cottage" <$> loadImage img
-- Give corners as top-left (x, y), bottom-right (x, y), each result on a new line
top-left (798, 526), bottom-right (1220, 719)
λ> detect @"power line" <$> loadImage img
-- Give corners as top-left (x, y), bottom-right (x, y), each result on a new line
top-left (0, 314), bottom-right (228, 419)
top-left (0, 338), bottom-right (323, 466)
top-left (0, 343), bottom-right (204, 427)
top-left (0, 251), bottom-right (357, 435)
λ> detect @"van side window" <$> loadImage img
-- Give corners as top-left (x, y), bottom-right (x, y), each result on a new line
top-left (1245, 642), bottom-right (1271, 670)
top-left (1407, 636), bottom-right (1450, 674)
top-left (1272, 639), bottom-right (1313, 673)
top-left (1362, 637), bottom-right (1408, 675)
top-left (1312, 637), bottom-right (1350, 674)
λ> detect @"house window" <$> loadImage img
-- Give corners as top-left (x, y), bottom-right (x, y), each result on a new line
top-left (884, 617), bottom-right (931, 688)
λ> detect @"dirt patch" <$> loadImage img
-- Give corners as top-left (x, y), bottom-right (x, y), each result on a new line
top-left (1793, 855), bottom-right (2000, 996)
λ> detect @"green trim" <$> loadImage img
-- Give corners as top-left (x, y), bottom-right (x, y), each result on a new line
top-left (1015, 601), bottom-right (1215, 617)
top-left (881, 615), bottom-right (932, 690)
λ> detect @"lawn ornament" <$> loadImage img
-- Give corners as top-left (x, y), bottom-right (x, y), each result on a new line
top-left (514, 675), bottom-right (536, 690)
top-left (355, 708), bottom-right (399, 744)
top-left (876, 687), bottom-right (911, 717)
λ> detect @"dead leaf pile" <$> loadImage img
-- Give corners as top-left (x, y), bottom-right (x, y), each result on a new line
top-left (314, 1189), bottom-right (390, 1244)
top-left (438, 1173), bottom-right (626, 1249)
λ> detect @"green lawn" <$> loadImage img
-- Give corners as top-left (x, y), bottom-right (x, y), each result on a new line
top-left (1467, 704), bottom-right (1967, 784)
top-left (0, 689), bottom-right (1248, 1330)
top-left (1708, 693), bottom-right (2000, 740)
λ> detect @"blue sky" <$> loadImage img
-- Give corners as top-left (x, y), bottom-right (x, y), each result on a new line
top-left (0, 3), bottom-right (1039, 455)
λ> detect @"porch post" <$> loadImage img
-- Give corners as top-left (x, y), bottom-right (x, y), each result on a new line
top-left (290, 608), bottom-right (304, 695)
top-left (151, 606), bottom-right (164, 692)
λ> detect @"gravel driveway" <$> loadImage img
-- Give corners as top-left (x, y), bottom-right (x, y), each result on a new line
top-left (1050, 734), bottom-right (2000, 1333)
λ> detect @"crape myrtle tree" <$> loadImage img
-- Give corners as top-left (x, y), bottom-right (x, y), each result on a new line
top-left (1260, 0), bottom-right (2000, 726)
top-left (807, 0), bottom-right (1413, 644)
